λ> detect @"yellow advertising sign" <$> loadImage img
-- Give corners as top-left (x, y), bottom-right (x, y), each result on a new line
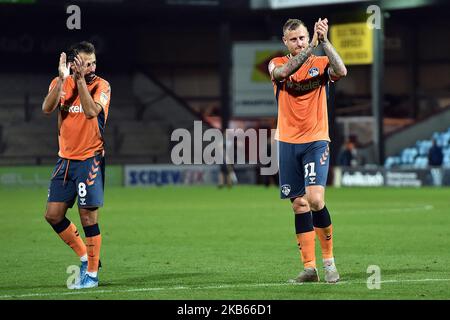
top-left (330, 22), bottom-right (373, 65)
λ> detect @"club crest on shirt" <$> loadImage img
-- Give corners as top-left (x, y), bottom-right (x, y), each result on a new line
top-left (281, 184), bottom-right (291, 196)
top-left (308, 67), bottom-right (319, 77)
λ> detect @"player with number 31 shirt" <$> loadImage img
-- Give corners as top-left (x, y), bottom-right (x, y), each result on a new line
top-left (268, 18), bottom-right (346, 283)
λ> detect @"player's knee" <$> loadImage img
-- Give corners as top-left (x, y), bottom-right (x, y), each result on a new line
top-left (44, 213), bottom-right (53, 224)
top-left (80, 216), bottom-right (95, 226)
top-left (291, 197), bottom-right (310, 214)
top-left (44, 211), bottom-right (61, 225)
top-left (79, 208), bottom-right (98, 226)
top-left (308, 195), bottom-right (324, 211)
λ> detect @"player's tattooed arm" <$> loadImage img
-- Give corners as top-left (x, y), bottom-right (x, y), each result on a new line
top-left (42, 53), bottom-right (69, 114)
top-left (272, 45), bottom-right (315, 81)
top-left (316, 18), bottom-right (347, 78)
top-left (322, 40), bottom-right (347, 78)
top-left (272, 25), bottom-right (319, 81)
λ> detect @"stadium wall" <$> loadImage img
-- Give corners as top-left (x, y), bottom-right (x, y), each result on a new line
top-left (124, 164), bottom-right (257, 186)
top-left (334, 166), bottom-right (450, 187)
top-left (0, 164), bottom-right (260, 188)
top-left (0, 165), bottom-right (123, 188)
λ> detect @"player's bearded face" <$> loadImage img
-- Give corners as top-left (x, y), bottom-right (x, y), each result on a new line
top-left (283, 26), bottom-right (310, 56)
top-left (75, 52), bottom-right (97, 83)
top-left (83, 53), bottom-right (97, 83)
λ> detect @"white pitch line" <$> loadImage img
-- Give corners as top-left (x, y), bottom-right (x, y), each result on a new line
top-left (1, 278), bottom-right (450, 299)
top-left (333, 204), bottom-right (434, 215)
top-left (378, 278), bottom-right (450, 283)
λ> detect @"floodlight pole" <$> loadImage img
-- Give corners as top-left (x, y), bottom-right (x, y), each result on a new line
top-left (328, 82), bottom-right (338, 167)
top-left (220, 21), bottom-right (231, 130)
top-left (371, 13), bottom-right (385, 165)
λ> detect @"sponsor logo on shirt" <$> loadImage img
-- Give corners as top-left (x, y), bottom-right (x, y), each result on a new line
top-left (60, 104), bottom-right (84, 113)
top-left (286, 78), bottom-right (321, 92)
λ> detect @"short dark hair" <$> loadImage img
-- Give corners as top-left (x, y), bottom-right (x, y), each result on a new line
top-left (283, 19), bottom-right (306, 35)
top-left (67, 41), bottom-right (95, 62)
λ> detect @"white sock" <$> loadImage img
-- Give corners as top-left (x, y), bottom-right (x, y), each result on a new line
top-left (323, 257), bottom-right (335, 267)
top-left (86, 271), bottom-right (97, 278)
top-left (80, 254), bottom-right (88, 262)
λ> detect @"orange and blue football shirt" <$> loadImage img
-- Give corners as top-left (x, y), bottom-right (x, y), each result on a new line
top-left (268, 55), bottom-right (331, 144)
top-left (48, 76), bottom-right (111, 160)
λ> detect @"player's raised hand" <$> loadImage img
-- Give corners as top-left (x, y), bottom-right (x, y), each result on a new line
top-left (316, 18), bottom-right (329, 42)
top-left (311, 21), bottom-right (319, 47)
top-left (58, 52), bottom-right (70, 80)
top-left (73, 54), bottom-right (87, 81)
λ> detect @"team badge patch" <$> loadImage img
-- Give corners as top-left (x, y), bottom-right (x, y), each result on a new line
top-left (281, 184), bottom-right (291, 196)
top-left (308, 67), bottom-right (319, 77)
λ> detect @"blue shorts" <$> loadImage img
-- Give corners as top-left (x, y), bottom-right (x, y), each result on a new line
top-left (47, 154), bottom-right (105, 208)
top-left (278, 140), bottom-right (330, 199)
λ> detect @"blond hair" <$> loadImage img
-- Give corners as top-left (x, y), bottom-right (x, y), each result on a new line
top-left (283, 18), bottom-right (307, 35)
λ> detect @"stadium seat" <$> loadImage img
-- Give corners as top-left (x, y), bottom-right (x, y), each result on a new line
top-left (400, 148), bottom-right (418, 165)
top-left (413, 156), bottom-right (428, 169)
top-left (416, 140), bottom-right (432, 156)
top-left (384, 156), bottom-right (401, 169)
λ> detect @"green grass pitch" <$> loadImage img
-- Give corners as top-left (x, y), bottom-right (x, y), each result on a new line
top-left (0, 186), bottom-right (449, 300)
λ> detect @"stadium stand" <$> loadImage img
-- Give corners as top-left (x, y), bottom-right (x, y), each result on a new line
top-left (0, 72), bottom-right (209, 165)
top-left (385, 128), bottom-right (450, 169)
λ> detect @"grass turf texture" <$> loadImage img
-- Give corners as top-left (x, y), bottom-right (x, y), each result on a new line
top-left (0, 186), bottom-right (449, 300)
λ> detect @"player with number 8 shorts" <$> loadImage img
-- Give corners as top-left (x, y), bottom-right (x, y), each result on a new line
top-left (268, 18), bottom-right (347, 283)
top-left (42, 41), bottom-right (111, 289)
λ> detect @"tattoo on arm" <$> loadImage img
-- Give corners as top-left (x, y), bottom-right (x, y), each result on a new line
top-left (322, 40), bottom-right (347, 77)
top-left (273, 45), bottom-right (315, 81)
